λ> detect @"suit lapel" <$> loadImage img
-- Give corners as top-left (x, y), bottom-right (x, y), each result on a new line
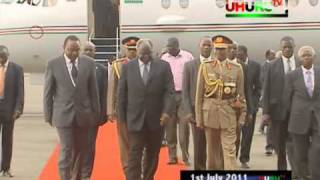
top-left (313, 68), bottom-right (320, 98)
top-left (61, 56), bottom-right (75, 88)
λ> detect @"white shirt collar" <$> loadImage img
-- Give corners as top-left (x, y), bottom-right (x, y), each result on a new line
top-left (302, 65), bottom-right (314, 74)
top-left (138, 59), bottom-right (151, 66)
top-left (64, 54), bottom-right (78, 64)
top-left (200, 55), bottom-right (211, 63)
top-left (281, 55), bottom-right (295, 62)
top-left (244, 57), bottom-right (249, 65)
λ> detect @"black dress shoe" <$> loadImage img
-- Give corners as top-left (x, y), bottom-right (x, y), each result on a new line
top-left (167, 157), bottom-right (178, 165)
top-left (241, 162), bottom-right (250, 169)
top-left (265, 148), bottom-right (273, 156)
top-left (184, 161), bottom-right (191, 166)
top-left (2, 170), bottom-right (14, 177)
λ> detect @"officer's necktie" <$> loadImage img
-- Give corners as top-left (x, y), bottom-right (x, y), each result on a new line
top-left (142, 64), bottom-right (149, 85)
top-left (306, 70), bottom-right (313, 97)
top-left (71, 61), bottom-right (78, 85)
top-left (0, 65), bottom-right (5, 97)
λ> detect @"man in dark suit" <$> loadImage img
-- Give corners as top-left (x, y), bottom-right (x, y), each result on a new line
top-left (81, 41), bottom-right (108, 179)
top-left (262, 36), bottom-right (299, 177)
top-left (118, 39), bottom-right (174, 180)
top-left (283, 46), bottom-right (318, 180)
top-left (182, 36), bottom-right (212, 170)
top-left (260, 49), bottom-right (276, 156)
top-left (0, 45), bottom-right (24, 177)
top-left (44, 35), bottom-right (100, 180)
top-left (236, 45), bottom-right (261, 169)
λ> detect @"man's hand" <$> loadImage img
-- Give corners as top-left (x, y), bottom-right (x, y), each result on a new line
top-left (107, 115), bottom-right (115, 123)
top-left (183, 114), bottom-right (194, 124)
top-left (245, 113), bottom-right (253, 124)
top-left (196, 122), bottom-right (204, 129)
top-left (160, 113), bottom-right (170, 126)
top-left (262, 114), bottom-right (271, 125)
top-left (12, 111), bottom-right (21, 121)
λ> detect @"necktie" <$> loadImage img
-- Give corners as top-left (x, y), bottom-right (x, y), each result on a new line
top-left (142, 64), bottom-right (149, 85)
top-left (287, 59), bottom-right (292, 73)
top-left (71, 61), bottom-right (78, 85)
top-left (0, 66), bottom-right (5, 97)
top-left (306, 71), bottom-right (313, 97)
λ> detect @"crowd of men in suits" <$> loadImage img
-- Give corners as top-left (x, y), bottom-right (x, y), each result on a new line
top-left (1, 33), bottom-right (319, 180)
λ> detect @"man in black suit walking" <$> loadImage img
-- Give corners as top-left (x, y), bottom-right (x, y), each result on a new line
top-left (283, 46), bottom-right (318, 180)
top-left (182, 36), bottom-right (213, 170)
top-left (118, 39), bottom-right (174, 180)
top-left (81, 41), bottom-right (108, 179)
top-left (44, 35), bottom-right (100, 180)
top-left (236, 45), bottom-right (261, 169)
top-left (0, 45), bottom-right (24, 177)
top-left (262, 36), bottom-right (299, 178)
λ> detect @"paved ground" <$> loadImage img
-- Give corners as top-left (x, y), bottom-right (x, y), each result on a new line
top-left (5, 74), bottom-right (278, 180)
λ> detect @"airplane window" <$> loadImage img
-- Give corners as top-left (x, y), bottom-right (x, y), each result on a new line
top-left (309, 0), bottom-right (318, 6)
top-left (216, 0), bottom-right (225, 8)
top-left (289, 0), bottom-right (299, 7)
top-left (179, 0), bottom-right (189, 9)
top-left (43, 0), bottom-right (57, 6)
top-left (161, 0), bottom-right (170, 9)
top-left (0, 0), bottom-right (14, 4)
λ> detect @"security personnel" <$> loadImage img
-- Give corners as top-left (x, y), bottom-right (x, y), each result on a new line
top-left (195, 35), bottom-right (246, 170)
top-left (107, 36), bottom-right (139, 174)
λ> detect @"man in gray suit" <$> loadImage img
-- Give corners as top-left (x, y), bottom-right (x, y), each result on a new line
top-left (118, 39), bottom-right (174, 180)
top-left (81, 41), bottom-right (108, 179)
top-left (262, 36), bottom-right (299, 178)
top-left (182, 36), bottom-right (212, 170)
top-left (44, 35), bottom-right (100, 180)
top-left (283, 46), bottom-right (318, 180)
top-left (0, 45), bottom-right (24, 177)
top-left (237, 45), bottom-right (261, 169)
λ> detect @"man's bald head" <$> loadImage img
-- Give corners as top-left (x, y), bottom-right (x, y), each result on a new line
top-left (83, 41), bottom-right (96, 58)
top-left (0, 45), bottom-right (9, 65)
top-left (166, 37), bottom-right (180, 56)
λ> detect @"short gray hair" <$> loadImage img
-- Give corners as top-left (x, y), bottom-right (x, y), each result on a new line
top-left (136, 39), bottom-right (153, 51)
top-left (298, 46), bottom-right (316, 57)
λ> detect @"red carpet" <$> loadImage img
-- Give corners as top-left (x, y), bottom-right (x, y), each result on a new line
top-left (38, 123), bottom-right (186, 180)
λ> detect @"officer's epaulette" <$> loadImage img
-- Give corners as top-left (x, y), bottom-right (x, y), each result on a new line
top-left (203, 59), bottom-right (215, 63)
top-left (113, 58), bottom-right (127, 64)
top-left (227, 60), bottom-right (242, 68)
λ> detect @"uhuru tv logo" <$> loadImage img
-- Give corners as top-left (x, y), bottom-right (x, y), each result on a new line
top-left (226, 0), bottom-right (288, 18)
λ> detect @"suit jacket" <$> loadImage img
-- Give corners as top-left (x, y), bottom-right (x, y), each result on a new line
top-left (283, 67), bottom-right (320, 134)
top-left (240, 60), bottom-right (262, 114)
top-left (260, 61), bottom-right (270, 85)
top-left (117, 58), bottom-right (175, 132)
top-left (0, 62), bottom-right (24, 121)
top-left (95, 62), bottom-right (108, 123)
top-left (181, 58), bottom-right (201, 122)
top-left (262, 57), bottom-right (300, 121)
top-left (43, 55), bottom-right (100, 127)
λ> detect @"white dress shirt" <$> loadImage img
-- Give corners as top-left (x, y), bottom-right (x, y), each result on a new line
top-left (302, 65), bottom-right (315, 93)
top-left (64, 54), bottom-right (78, 87)
top-left (282, 55), bottom-right (296, 74)
top-left (138, 59), bottom-right (151, 78)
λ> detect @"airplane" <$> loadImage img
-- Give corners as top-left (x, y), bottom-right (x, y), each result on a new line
top-left (1, 0), bottom-right (320, 74)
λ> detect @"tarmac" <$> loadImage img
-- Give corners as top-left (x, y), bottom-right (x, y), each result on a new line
top-left (5, 74), bottom-right (277, 180)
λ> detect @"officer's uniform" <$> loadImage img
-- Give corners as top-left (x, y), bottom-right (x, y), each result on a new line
top-left (106, 36), bottom-right (139, 173)
top-left (195, 35), bottom-right (246, 170)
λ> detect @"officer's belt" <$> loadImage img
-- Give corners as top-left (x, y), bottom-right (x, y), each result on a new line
top-left (206, 94), bottom-right (235, 100)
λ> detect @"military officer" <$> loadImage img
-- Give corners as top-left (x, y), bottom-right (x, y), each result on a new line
top-left (195, 35), bottom-right (246, 170)
top-left (107, 36), bottom-right (139, 173)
